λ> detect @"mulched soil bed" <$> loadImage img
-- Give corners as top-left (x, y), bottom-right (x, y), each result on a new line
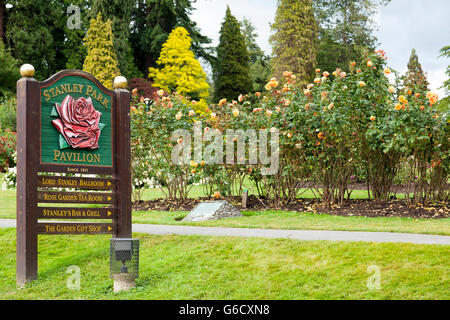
top-left (133, 195), bottom-right (450, 219)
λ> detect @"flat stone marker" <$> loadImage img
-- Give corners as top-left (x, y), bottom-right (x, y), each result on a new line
top-left (183, 201), bottom-right (242, 222)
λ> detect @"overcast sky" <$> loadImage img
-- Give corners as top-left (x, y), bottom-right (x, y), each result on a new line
top-left (191, 0), bottom-right (449, 97)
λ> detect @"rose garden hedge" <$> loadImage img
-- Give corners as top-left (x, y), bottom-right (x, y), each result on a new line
top-left (132, 50), bottom-right (449, 205)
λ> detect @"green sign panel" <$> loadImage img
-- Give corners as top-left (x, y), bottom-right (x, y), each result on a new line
top-left (40, 74), bottom-right (114, 169)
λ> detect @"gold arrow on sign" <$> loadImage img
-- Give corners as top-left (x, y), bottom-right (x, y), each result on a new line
top-left (107, 181), bottom-right (111, 186)
top-left (107, 196), bottom-right (112, 201)
top-left (108, 211), bottom-right (112, 216)
top-left (107, 226), bottom-right (112, 232)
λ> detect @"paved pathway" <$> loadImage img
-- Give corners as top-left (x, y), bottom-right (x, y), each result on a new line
top-left (1, 219), bottom-right (449, 245)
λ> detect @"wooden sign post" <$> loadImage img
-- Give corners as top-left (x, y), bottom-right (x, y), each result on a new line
top-left (16, 65), bottom-right (131, 286)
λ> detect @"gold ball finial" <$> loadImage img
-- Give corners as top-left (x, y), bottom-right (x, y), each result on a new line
top-left (113, 76), bottom-right (128, 89)
top-left (20, 64), bottom-right (35, 78)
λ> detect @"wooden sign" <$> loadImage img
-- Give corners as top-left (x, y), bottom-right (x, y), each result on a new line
top-left (37, 191), bottom-right (115, 204)
top-left (37, 175), bottom-right (115, 190)
top-left (16, 67), bottom-right (131, 286)
top-left (37, 223), bottom-right (115, 235)
top-left (39, 73), bottom-right (114, 174)
top-left (37, 207), bottom-right (116, 219)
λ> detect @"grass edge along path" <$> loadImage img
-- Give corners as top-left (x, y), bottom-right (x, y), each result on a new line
top-left (0, 228), bottom-right (448, 300)
top-left (133, 211), bottom-right (450, 236)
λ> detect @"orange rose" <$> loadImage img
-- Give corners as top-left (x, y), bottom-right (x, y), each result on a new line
top-left (218, 98), bottom-right (227, 106)
top-left (398, 95), bottom-right (408, 104)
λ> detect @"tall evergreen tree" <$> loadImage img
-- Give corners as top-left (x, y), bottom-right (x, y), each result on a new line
top-left (83, 13), bottom-right (120, 90)
top-left (6, 0), bottom-right (66, 80)
top-left (149, 26), bottom-right (209, 99)
top-left (240, 17), bottom-right (271, 93)
top-left (403, 49), bottom-right (429, 94)
top-left (0, 41), bottom-right (19, 95)
top-left (214, 6), bottom-right (251, 102)
top-left (270, 0), bottom-right (317, 85)
top-left (439, 45), bottom-right (450, 95)
top-left (436, 45), bottom-right (450, 111)
top-left (130, 0), bottom-right (213, 76)
top-left (313, 0), bottom-right (390, 73)
top-left (63, 0), bottom-right (92, 70)
top-left (0, 0), bottom-right (6, 44)
top-left (90, 0), bottom-right (140, 78)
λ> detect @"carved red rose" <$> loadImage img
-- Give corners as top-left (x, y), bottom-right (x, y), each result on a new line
top-left (52, 95), bottom-right (102, 150)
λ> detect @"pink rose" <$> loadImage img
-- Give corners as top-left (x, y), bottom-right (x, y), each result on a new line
top-left (52, 95), bottom-right (102, 150)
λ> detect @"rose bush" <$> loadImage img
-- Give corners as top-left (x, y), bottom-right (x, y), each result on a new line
top-left (0, 130), bottom-right (16, 172)
top-left (130, 90), bottom-right (207, 201)
top-left (131, 49), bottom-right (448, 204)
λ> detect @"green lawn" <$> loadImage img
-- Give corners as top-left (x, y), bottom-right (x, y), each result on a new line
top-left (1, 190), bottom-right (449, 235)
top-left (0, 228), bottom-right (448, 299)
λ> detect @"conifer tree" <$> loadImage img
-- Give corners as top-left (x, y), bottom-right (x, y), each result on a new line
top-left (6, 0), bottom-right (65, 79)
top-left (0, 41), bottom-right (19, 95)
top-left (90, 0), bottom-right (140, 78)
top-left (313, 0), bottom-right (389, 74)
top-left (149, 27), bottom-right (209, 100)
top-left (240, 18), bottom-right (271, 93)
top-left (64, 0), bottom-right (92, 70)
top-left (83, 13), bottom-right (120, 90)
top-left (131, 0), bottom-right (213, 75)
top-left (439, 45), bottom-right (450, 95)
top-left (403, 49), bottom-right (429, 94)
top-left (270, 0), bottom-right (317, 85)
top-left (214, 6), bottom-right (251, 101)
